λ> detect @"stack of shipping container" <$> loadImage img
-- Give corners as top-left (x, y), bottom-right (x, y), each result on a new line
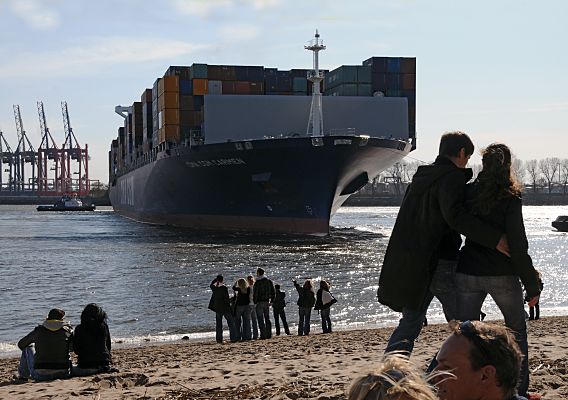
top-left (113, 56), bottom-right (416, 165)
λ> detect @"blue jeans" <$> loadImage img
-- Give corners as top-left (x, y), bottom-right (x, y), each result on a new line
top-left (235, 305), bottom-right (252, 341)
top-left (249, 304), bottom-right (259, 339)
top-left (18, 346), bottom-right (70, 381)
top-left (320, 308), bottom-right (332, 333)
top-left (273, 308), bottom-right (290, 335)
top-left (215, 312), bottom-right (238, 343)
top-left (298, 307), bottom-right (312, 336)
top-left (256, 301), bottom-right (272, 339)
top-left (456, 273), bottom-right (529, 397)
top-left (385, 259), bottom-right (457, 354)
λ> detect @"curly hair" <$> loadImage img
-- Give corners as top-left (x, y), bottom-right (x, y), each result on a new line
top-left (470, 143), bottom-right (523, 215)
top-left (348, 353), bottom-right (447, 400)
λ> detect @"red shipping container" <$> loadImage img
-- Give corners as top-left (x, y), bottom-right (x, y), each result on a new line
top-left (193, 79), bottom-right (208, 95)
top-left (222, 81), bottom-right (236, 94)
top-left (235, 81), bottom-right (251, 95)
top-left (401, 74), bottom-right (416, 90)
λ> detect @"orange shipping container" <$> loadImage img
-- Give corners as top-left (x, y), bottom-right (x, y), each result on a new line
top-left (158, 92), bottom-right (180, 110)
top-left (158, 125), bottom-right (180, 143)
top-left (160, 75), bottom-right (180, 95)
top-left (193, 79), bottom-right (208, 95)
top-left (158, 109), bottom-right (180, 128)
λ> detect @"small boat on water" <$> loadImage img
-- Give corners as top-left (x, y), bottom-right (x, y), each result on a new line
top-left (552, 215), bottom-right (568, 232)
top-left (37, 193), bottom-right (96, 212)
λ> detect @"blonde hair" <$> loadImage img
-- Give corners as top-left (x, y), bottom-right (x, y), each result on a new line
top-left (348, 354), bottom-right (442, 400)
top-left (236, 278), bottom-right (248, 294)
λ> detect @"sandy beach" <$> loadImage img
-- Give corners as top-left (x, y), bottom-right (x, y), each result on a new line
top-left (0, 316), bottom-right (566, 399)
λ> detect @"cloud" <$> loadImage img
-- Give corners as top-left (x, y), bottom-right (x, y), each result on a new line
top-left (218, 25), bottom-right (260, 41)
top-left (9, 0), bottom-right (60, 29)
top-left (0, 37), bottom-right (209, 79)
top-left (170, 0), bottom-right (280, 17)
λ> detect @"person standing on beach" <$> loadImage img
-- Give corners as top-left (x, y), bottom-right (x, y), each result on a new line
top-left (17, 308), bottom-right (73, 381)
top-left (232, 278), bottom-right (252, 341)
top-left (377, 131), bottom-right (510, 354)
top-left (294, 279), bottom-right (316, 336)
top-left (314, 280), bottom-right (337, 334)
top-left (247, 275), bottom-right (259, 340)
top-left (253, 268), bottom-right (275, 339)
top-left (528, 270), bottom-right (543, 321)
top-left (208, 275), bottom-right (238, 343)
top-left (434, 320), bottom-right (530, 400)
top-left (455, 143), bottom-right (541, 397)
top-left (272, 284), bottom-right (291, 335)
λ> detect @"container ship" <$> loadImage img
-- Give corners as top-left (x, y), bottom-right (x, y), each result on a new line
top-left (108, 32), bottom-right (416, 235)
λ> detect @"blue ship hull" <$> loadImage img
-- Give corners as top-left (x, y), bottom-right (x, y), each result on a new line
top-left (109, 135), bottom-right (411, 235)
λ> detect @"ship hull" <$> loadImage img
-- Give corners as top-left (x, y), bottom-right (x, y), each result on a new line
top-left (109, 136), bottom-right (410, 235)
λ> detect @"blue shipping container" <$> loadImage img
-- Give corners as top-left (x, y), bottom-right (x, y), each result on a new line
top-left (179, 79), bottom-right (193, 95)
top-left (387, 58), bottom-right (401, 73)
top-left (190, 64), bottom-right (208, 79)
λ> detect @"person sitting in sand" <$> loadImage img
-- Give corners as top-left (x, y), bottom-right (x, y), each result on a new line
top-left (434, 320), bottom-right (535, 400)
top-left (314, 279), bottom-right (337, 334)
top-left (73, 303), bottom-right (116, 376)
top-left (348, 353), bottom-right (441, 400)
top-left (293, 279), bottom-right (315, 336)
top-left (17, 308), bottom-right (73, 381)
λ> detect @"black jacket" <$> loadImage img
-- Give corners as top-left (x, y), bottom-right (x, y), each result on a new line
top-left (457, 183), bottom-right (541, 297)
top-left (18, 320), bottom-right (73, 370)
top-left (294, 282), bottom-right (315, 308)
top-left (273, 290), bottom-right (286, 310)
top-left (378, 156), bottom-right (502, 312)
top-left (208, 280), bottom-right (231, 314)
top-left (253, 276), bottom-right (275, 303)
top-left (74, 322), bottom-right (112, 369)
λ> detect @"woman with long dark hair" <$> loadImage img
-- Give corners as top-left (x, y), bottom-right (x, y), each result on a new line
top-left (73, 303), bottom-right (114, 376)
top-left (456, 143), bottom-right (541, 397)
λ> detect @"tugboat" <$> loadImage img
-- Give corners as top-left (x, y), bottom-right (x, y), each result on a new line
top-left (552, 215), bottom-right (568, 232)
top-left (37, 193), bottom-right (96, 212)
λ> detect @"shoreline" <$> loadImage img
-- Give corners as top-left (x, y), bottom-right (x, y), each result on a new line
top-left (1, 316), bottom-right (567, 399)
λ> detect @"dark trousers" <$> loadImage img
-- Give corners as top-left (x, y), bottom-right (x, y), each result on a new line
top-left (298, 307), bottom-right (312, 336)
top-left (320, 308), bottom-right (332, 333)
top-left (273, 308), bottom-right (290, 335)
top-left (256, 301), bottom-right (272, 339)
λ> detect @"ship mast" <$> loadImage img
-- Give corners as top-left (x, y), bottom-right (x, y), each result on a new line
top-left (305, 30), bottom-right (326, 137)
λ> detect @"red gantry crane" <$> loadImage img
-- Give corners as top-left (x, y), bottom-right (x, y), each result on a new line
top-left (13, 105), bottom-right (37, 192)
top-left (61, 101), bottom-right (89, 195)
top-left (37, 101), bottom-right (61, 194)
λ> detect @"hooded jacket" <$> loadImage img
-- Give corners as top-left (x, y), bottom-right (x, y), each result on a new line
top-left (377, 156), bottom-right (502, 312)
top-left (457, 182), bottom-right (541, 297)
top-left (18, 319), bottom-right (73, 370)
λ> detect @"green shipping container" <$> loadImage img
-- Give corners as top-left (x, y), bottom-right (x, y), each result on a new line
top-left (357, 84), bottom-right (372, 96)
top-left (292, 77), bottom-right (308, 92)
top-left (357, 66), bottom-right (372, 83)
top-left (190, 63), bottom-right (208, 79)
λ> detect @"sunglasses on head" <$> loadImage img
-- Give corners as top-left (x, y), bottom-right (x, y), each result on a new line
top-left (458, 320), bottom-right (492, 365)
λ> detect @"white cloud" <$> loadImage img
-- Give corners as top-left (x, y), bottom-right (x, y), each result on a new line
top-left (170, 0), bottom-right (280, 17)
top-left (0, 37), bottom-right (209, 79)
top-left (10, 0), bottom-right (60, 29)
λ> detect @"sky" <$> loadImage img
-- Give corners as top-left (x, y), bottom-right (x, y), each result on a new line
top-left (0, 0), bottom-right (567, 182)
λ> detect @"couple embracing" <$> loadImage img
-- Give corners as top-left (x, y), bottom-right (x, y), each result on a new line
top-left (377, 131), bottom-right (541, 400)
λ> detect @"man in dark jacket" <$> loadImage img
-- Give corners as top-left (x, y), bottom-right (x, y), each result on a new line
top-left (208, 275), bottom-right (237, 343)
top-left (253, 267), bottom-right (275, 339)
top-left (378, 131), bottom-right (509, 354)
top-left (17, 308), bottom-right (73, 381)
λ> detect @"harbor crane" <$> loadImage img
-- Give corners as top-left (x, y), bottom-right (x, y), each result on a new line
top-left (37, 101), bottom-right (61, 194)
top-left (13, 105), bottom-right (36, 192)
top-left (61, 101), bottom-right (90, 195)
top-left (0, 130), bottom-right (15, 191)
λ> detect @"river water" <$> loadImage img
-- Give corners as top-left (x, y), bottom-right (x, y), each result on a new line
top-left (0, 205), bottom-right (566, 356)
